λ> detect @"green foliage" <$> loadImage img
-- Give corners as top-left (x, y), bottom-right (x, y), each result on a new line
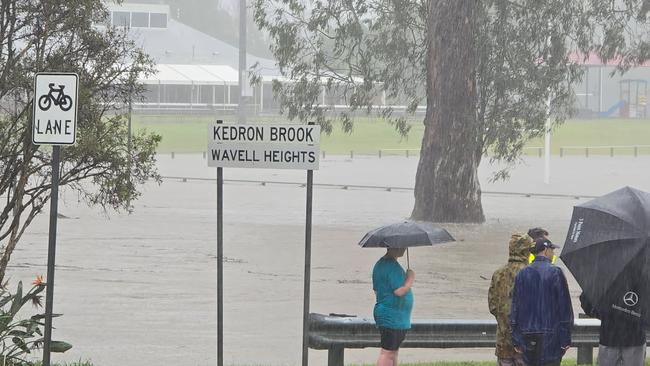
top-left (476, 0), bottom-right (650, 178)
top-left (0, 0), bottom-right (160, 282)
top-left (253, 0), bottom-right (426, 136)
top-left (0, 281), bottom-right (71, 365)
top-left (253, 0), bottom-right (650, 174)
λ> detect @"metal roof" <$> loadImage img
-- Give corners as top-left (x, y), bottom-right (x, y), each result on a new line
top-left (140, 64), bottom-right (239, 85)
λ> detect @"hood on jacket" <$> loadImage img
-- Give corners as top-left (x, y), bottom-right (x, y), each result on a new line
top-left (509, 233), bottom-right (533, 262)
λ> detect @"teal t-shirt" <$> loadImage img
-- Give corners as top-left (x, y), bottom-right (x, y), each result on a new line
top-left (372, 256), bottom-right (413, 329)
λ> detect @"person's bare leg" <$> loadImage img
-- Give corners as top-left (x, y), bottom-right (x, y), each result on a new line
top-left (393, 349), bottom-right (399, 366)
top-left (377, 348), bottom-right (397, 366)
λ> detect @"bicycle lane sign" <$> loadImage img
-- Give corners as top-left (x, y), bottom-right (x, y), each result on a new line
top-left (33, 73), bottom-right (79, 145)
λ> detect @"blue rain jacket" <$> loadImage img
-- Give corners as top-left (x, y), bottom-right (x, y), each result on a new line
top-left (510, 256), bottom-right (574, 365)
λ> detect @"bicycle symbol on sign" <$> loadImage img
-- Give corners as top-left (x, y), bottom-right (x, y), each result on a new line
top-left (38, 83), bottom-right (73, 111)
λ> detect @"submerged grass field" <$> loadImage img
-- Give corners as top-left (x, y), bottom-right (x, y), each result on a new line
top-left (131, 114), bottom-right (650, 156)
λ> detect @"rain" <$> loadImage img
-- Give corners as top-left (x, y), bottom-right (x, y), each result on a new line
top-left (1, 1), bottom-right (650, 366)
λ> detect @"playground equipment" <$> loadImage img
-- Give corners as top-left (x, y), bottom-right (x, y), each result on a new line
top-left (619, 79), bottom-right (648, 118)
top-left (599, 99), bottom-right (626, 117)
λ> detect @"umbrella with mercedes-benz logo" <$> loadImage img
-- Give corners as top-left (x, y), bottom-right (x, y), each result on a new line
top-left (560, 186), bottom-right (650, 325)
top-left (624, 291), bottom-right (639, 307)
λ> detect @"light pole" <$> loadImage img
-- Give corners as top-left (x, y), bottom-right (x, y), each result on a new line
top-left (238, 0), bottom-right (247, 124)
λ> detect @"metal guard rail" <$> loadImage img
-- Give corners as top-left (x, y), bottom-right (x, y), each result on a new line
top-left (309, 313), bottom-right (602, 365)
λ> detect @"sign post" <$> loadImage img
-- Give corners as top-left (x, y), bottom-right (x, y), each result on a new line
top-left (216, 121), bottom-right (224, 366)
top-left (301, 157), bottom-right (313, 366)
top-left (33, 72), bottom-right (79, 366)
top-left (208, 121), bottom-right (320, 366)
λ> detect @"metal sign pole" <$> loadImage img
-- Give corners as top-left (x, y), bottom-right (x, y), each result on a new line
top-left (301, 167), bottom-right (313, 366)
top-left (42, 145), bottom-right (61, 366)
top-left (216, 120), bottom-right (224, 366)
top-left (217, 165), bottom-right (223, 366)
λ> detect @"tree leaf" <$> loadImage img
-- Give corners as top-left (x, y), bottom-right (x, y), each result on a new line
top-left (11, 337), bottom-right (30, 354)
top-left (9, 282), bottom-right (23, 316)
top-left (50, 341), bottom-right (73, 353)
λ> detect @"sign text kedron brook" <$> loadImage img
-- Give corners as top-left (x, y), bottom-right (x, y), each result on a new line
top-left (212, 125), bottom-right (318, 144)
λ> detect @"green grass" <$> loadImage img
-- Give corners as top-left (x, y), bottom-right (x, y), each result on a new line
top-left (349, 360), bottom-right (650, 366)
top-left (132, 115), bottom-right (425, 154)
top-left (131, 115), bottom-right (650, 156)
top-left (31, 361), bottom-right (93, 366)
top-left (19, 359), bottom-right (650, 366)
top-left (526, 118), bottom-right (650, 156)
top-left (348, 363), bottom-right (498, 366)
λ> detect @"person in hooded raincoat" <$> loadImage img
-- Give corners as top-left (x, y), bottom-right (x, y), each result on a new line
top-left (488, 233), bottom-right (534, 366)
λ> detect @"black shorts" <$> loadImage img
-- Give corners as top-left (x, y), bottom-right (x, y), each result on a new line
top-left (379, 327), bottom-right (407, 351)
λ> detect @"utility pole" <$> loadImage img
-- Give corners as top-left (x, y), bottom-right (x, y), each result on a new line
top-left (544, 95), bottom-right (551, 185)
top-left (238, 0), bottom-right (247, 124)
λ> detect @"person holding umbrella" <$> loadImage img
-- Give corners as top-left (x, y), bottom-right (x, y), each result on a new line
top-left (372, 247), bottom-right (414, 366)
top-left (359, 220), bottom-right (455, 366)
top-left (580, 288), bottom-right (646, 366)
top-left (510, 238), bottom-right (573, 366)
top-left (560, 187), bottom-right (650, 366)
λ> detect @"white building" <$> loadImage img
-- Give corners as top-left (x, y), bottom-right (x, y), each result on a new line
top-left (106, 3), bottom-right (282, 114)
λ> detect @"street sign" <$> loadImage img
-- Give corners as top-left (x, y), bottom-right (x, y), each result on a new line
top-left (208, 121), bottom-right (320, 366)
top-left (32, 72), bottom-right (80, 366)
top-left (208, 123), bottom-right (321, 170)
top-left (33, 73), bottom-right (79, 145)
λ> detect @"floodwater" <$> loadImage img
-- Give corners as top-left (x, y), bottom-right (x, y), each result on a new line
top-left (8, 154), bottom-right (650, 365)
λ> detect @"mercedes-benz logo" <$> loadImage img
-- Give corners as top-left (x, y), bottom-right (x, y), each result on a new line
top-left (624, 291), bottom-right (639, 307)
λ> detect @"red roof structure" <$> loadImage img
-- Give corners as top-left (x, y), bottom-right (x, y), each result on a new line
top-left (568, 52), bottom-right (650, 67)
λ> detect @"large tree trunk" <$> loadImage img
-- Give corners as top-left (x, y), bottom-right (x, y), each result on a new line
top-left (411, 0), bottom-right (485, 223)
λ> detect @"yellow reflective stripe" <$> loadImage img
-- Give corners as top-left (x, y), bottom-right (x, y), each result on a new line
top-left (528, 253), bottom-right (557, 264)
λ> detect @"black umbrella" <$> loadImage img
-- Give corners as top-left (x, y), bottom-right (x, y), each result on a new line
top-left (359, 220), bottom-right (455, 267)
top-left (560, 186), bottom-right (650, 324)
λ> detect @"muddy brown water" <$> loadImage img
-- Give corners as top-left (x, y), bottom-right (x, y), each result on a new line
top-left (9, 155), bottom-right (650, 365)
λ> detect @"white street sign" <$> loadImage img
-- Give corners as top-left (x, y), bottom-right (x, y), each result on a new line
top-left (211, 124), bottom-right (320, 144)
top-left (208, 123), bottom-right (320, 170)
top-left (208, 142), bottom-right (319, 169)
top-left (33, 73), bottom-right (79, 145)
